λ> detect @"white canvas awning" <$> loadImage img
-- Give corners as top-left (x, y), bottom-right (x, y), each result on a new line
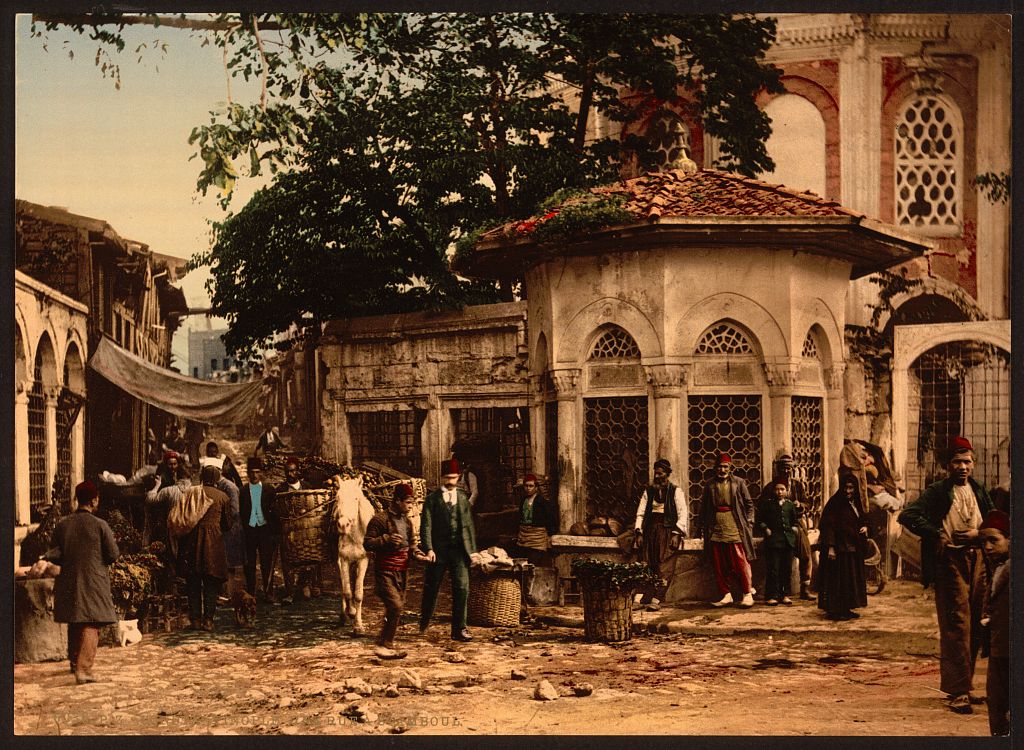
top-left (88, 336), bottom-right (268, 425)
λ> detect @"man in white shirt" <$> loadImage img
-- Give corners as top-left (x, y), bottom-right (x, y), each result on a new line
top-left (632, 458), bottom-right (688, 611)
top-left (898, 436), bottom-right (995, 714)
top-left (419, 459), bottom-right (477, 642)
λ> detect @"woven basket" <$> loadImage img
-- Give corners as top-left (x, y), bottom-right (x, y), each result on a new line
top-left (580, 581), bottom-right (634, 642)
top-left (467, 569), bottom-right (521, 627)
top-left (365, 478), bottom-right (427, 543)
top-left (276, 489), bottom-right (336, 566)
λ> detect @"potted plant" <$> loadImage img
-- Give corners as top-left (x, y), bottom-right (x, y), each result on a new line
top-left (571, 558), bottom-right (661, 642)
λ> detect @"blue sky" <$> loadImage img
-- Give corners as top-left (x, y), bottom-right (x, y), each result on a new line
top-left (15, 14), bottom-right (268, 365)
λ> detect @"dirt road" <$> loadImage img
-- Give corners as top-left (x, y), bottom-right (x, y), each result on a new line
top-left (13, 577), bottom-right (994, 737)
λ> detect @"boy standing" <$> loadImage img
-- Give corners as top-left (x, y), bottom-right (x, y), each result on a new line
top-left (756, 481), bottom-right (799, 606)
top-left (979, 509), bottom-right (1010, 736)
top-left (364, 483), bottom-right (425, 655)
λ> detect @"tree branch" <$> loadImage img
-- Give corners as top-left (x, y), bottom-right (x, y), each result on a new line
top-left (33, 13), bottom-right (289, 32)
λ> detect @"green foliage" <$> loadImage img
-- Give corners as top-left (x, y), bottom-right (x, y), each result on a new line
top-left (525, 192), bottom-right (634, 244)
top-left (37, 12), bottom-right (783, 355)
top-left (572, 558), bottom-right (662, 592)
top-left (108, 543), bottom-right (173, 615)
top-left (974, 171), bottom-right (1010, 204)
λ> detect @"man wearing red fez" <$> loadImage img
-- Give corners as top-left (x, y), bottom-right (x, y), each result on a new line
top-left (419, 458), bottom-right (477, 641)
top-left (363, 483), bottom-right (427, 655)
top-left (41, 481), bottom-right (120, 683)
top-left (899, 436), bottom-right (994, 714)
top-left (979, 509), bottom-right (1010, 735)
top-left (700, 452), bottom-right (756, 608)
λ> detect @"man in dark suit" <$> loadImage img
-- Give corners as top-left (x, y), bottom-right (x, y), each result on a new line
top-left (419, 458), bottom-right (477, 642)
top-left (239, 457), bottom-right (280, 603)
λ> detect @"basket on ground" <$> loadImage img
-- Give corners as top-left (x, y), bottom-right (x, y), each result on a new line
top-left (276, 489), bottom-right (336, 567)
top-left (467, 569), bottom-right (521, 627)
top-left (579, 582), bottom-right (633, 642)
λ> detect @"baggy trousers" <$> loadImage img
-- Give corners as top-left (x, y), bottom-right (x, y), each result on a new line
top-left (68, 622), bottom-right (101, 676)
top-left (710, 541), bottom-right (753, 596)
top-left (933, 544), bottom-right (987, 696)
top-left (419, 553), bottom-right (470, 635)
top-left (374, 569), bottom-right (408, 645)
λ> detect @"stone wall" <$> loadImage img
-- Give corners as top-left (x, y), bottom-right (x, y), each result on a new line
top-left (319, 302), bottom-right (530, 488)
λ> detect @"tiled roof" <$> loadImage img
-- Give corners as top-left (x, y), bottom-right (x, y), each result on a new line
top-left (479, 168), bottom-right (861, 242)
top-left (594, 168), bottom-right (862, 221)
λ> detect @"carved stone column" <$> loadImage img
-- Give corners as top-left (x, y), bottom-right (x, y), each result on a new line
top-left (645, 364), bottom-right (688, 481)
top-left (550, 368), bottom-right (581, 530)
top-left (14, 390), bottom-right (30, 526)
top-left (824, 362), bottom-right (847, 495)
top-left (43, 386), bottom-right (59, 507)
top-left (763, 360), bottom-right (801, 462)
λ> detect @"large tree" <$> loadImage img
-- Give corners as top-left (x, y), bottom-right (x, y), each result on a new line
top-left (33, 13), bottom-right (783, 357)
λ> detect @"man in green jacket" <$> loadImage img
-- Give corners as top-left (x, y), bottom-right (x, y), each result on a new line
top-left (898, 436), bottom-right (994, 714)
top-left (419, 459), bottom-right (477, 642)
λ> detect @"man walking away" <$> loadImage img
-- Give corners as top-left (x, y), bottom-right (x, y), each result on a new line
top-left (43, 481), bottom-right (120, 684)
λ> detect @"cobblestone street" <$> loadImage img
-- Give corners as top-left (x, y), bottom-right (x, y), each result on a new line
top-left (14, 578), bottom-right (992, 736)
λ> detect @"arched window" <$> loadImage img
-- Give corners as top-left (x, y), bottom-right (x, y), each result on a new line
top-left (696, 322), bottom-right (754, 355)
top-left (646, 111), bottom-right (692, 171)
top-left (894, 95), bottom-right (963, 233)
top-left (761, 94), bottom-right (827, 197)
top-left (589, 326), bottom-right (641, 359)
top-left (801, 332), bottom-right (820, 360)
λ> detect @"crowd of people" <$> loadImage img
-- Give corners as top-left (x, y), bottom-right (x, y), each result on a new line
top-left (36, 426), bottom-right (1010, 735)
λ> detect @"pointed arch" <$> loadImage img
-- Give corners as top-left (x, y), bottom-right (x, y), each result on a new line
top-left (557, 297), bottom-right (661, 365)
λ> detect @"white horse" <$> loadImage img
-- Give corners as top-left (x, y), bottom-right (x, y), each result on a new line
top-left (330, 475), bottom-right (376, 634)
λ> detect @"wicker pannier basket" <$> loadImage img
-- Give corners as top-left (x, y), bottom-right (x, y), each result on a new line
top-left (365, 478), bottom-right (427, 542)
top-left (467, 569), bottom-right (521, 627)
top-left (275, 489), bottom-right (336, 567)
top-left (580, 582), bottom-right (634, 642)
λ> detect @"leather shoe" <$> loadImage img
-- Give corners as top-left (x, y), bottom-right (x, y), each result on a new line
top-left (75, 671), bottom-right (97, 684)
top-left (452, 629), bottom-right (473, 642)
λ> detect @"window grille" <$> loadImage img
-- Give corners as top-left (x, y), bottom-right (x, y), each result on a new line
top-left (348, 410), bottom-right (423, 476)
top-left (56, 388), bottom-right (74, 487)
top-left (589, 327), bottom-right (641, 359)
top-left (906, 341), bottom-right (1010, 501)
top-left (801, 332), bottom-right (820, 360)
top-left (28, 359), bottom-right (48, 520)
top-left (791, 396), bottom-right (824, 522)
top-left (646, 111), bottom-right (692, 170)
top-left (452, 407), bottom-right (532, 490)
top-left (545, 401), bottom-right (559, 502)
top-left (687, 396), bottom-right (762, 532)
top-left (696, 323), bottom-right (754, 355)
top-left (895, 96), bottom-right (961, 229)
top-left (584, 397), bottom-right (649, 525)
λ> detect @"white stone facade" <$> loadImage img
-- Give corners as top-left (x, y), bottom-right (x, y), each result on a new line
top-left (14, 270), bottom-right (89, 564)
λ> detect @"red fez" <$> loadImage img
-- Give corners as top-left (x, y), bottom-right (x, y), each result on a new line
top-left (717, 452), bottom-right (732, 465)
top-left (393, 483), bottom-right (415, 501)
top-left (950, 436), bottom-right (974, 455)
top-left (980, 509), bottom-right (1011, 537)
top-left (75, 481), bottom-right (98, 503)
top-left (440, 458), bottom-right (461, 476)
top-left (284, 455), bottom-right (300, 467)
top-left (247, 456), bottom-right (263, 471)
top-left (163, 450), bottom-right (179, 462)
top-left (524, 474), bottom-right (538, 484)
